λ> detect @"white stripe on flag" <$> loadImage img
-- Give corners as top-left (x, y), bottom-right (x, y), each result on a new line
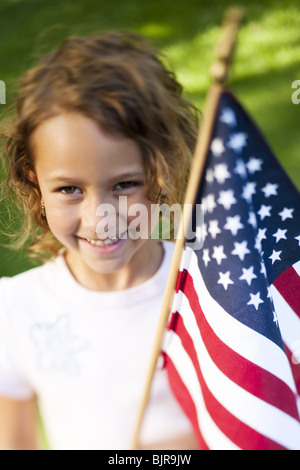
top-left (293, 260), bottom-right (300, 276)
top-left (271, 283), bottom-right (300, 355)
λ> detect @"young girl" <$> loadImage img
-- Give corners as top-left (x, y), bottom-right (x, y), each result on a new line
top-left (0, 32), bottom-right (199, 450)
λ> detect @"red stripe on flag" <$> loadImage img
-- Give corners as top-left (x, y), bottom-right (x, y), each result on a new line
top-left (273, 266), bottom-right (300, 318)
top-left (179, 269), bottom-right (300, 420)
top-left (168, 314), bottom-right (287, 450)
top-left (163, 352), bottom-right (208, 450)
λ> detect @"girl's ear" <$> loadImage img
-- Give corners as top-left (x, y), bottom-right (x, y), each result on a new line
top-left (26, 167), bottom-right (39, 187)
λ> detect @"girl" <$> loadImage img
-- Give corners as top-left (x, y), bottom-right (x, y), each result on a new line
top-left (0, 32), bottom-right (199, 450)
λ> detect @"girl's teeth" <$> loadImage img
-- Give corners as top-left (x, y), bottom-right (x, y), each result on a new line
top-left (86, 237), bottom-right (120, 246)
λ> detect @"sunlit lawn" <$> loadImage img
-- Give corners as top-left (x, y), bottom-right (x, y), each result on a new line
top-left (0, 0), bottom-right (299, 277)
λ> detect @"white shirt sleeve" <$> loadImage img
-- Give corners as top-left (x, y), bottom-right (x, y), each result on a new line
top-left (0, 278), bottom-right (34, 400)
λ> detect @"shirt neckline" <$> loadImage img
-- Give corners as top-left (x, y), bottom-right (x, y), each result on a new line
top-left (53, 241), bottom-right (174, 305)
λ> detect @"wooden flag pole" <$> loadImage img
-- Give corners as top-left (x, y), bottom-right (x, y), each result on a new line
top-left (131, 7), bottom-right (244, 450)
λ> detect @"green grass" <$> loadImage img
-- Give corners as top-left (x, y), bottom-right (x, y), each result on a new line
top-left (1, 0), bottom-right (300, 276)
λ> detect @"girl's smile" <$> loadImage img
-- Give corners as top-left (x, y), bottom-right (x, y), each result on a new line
top-left (31, 111), bottom-right (163, 291)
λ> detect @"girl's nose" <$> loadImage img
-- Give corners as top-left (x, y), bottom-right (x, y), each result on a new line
top-left (81, 195), bottom-right (118, 238)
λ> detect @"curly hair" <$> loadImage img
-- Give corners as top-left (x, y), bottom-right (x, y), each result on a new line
top-left (0, 31), bottom-right (199, 260)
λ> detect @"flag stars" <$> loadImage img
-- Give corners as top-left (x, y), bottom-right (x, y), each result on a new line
top-left (224, 215), bottom-right (244, 236)
top-left (272, 228), bottom-right (287, 243)
top-left (260, 261), bottom-right (267, 278)
top-left (233, 159), bottom-right (247, 179)
top-left (212, 245), bottom-right (227, 265)
top-left (219, 108), bottom-right (236, 127)
top-left (205, 168), bottom-right (214, 183)
top-left (278, 207), bottom-right (294, 221)
top-left (246, 157), bottom-right (263, 174)
top-left (273, 311), bottom-right (279, 326)
top-left (210, 138), bottom-right (225, 157)
top-left (217, 189), bottom-right (237, 210)
top-left (214, 163), bottom-right (231, 184)
top-left (202, 249), bottom-right (211, 267)
top-left (257, 204), bottom-right (272, 221)
top-left (231, 241), bottom-right (251, 261)
top-left (202, 194), bottom-right (217, 214)
top-left (242, 182), bottom-right (256, 203)
top-left (217, 271), bottom-right (234, 290)
top-left (227, 132), bottom-right (248, 153)
top-left (255, 228), bottom-right (267, 253)
top-left (208, 220), bottom-right (221, 239)
top-left (196, 223), bottom-right (207, 244)
top-left (295, 235), bottom-right (300, 246)
top-left (248, 212), bottom-right (257, 229)
top-left (247, 292), bottom-right (264, 310)
top-left (269, 250), bottom-right (282, 264)
top-left (261, 182), bottom-right (278, 198)
top-left (239, 266), bottom-right (257, 286)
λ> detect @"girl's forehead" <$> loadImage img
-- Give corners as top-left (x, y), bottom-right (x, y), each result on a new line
top-left (32, 111), bottom-right (145, 178)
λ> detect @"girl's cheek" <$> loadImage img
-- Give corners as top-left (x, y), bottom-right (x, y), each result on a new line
top-left (45, 203), bottom-right (80, 234)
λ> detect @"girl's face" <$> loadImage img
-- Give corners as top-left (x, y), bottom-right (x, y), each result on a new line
top-left (31, 111), bottom-right (162, 290)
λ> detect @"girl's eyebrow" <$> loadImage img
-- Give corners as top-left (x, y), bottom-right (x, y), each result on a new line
top-left (46, 172), bottom-right (145, 183)
top-left (112, 172), bottom-right (145, 180)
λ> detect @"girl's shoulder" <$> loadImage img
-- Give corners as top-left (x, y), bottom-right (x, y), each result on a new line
top-left (0, 256), bottom-right (60, 290)
top-left (0, 255), bottom-right (64, 313)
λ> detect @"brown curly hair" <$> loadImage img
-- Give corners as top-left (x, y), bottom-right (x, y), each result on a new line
top-left (0, 31), bottom-right (199, 260)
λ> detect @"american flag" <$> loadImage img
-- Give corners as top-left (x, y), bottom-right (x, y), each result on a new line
top-left (162, 89), bottom-right (300, 450)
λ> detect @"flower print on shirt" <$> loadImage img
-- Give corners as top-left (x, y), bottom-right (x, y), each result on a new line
top-left (30, 315), bottom-right (88, 374)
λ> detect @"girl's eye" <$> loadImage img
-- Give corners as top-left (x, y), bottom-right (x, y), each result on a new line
top-left (114, 181), bottom-right (141, 191)
top-left (60, 186), bottom-right (81, 195)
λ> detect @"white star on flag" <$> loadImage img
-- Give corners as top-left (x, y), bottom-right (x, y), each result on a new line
top-left (247, 291), bottom-right (264, 310)
top-left (210, 138), bottom-right (225, 157)
top-left (233, 159), bottom-right (247, 179)
top-left (214, 163), bottom-right (231, 184)
top-left (202, 248), bottom-right (210, 267)
top-left (208, 220), bottom-right (221, 239)
top-left (255, 227), bottom-right (267, 252)
top-left (224, 215), bottom-right (244, 236)
top-left (227, 132), bottom-right (247, 152)
top-left (239, 266), bottom-right (257, 286)
top-left (231, 241), bottom-right (251, 261)
top-left (246, 157), bottom-right (263, 174)
top-left (261, 183), bottom-right (279, 198)
top-left (248, 211), bottom-right (257, 228)
top-left (242, 182), bottom-right (256, 203)
top-left (205, 168), bottom-right (214, 183)
top-left (217, 189), bottom-right (237, 210)
top-left (219, 107), bottom-right (236, 126)
top-left (217, 271), bottom-right (234, 290)
top-left (272, 228), bottom-right (287, 243)
top-left (202, 194), bottom-right (217, 213)
top-left (258, 204), bottom-right (272, 220)
top-left (269, 250), bottom-right (282, 264)
top-left (278, 207), bottom-right (294, 221)
top-left (212, 245), bottom-right (227, 265)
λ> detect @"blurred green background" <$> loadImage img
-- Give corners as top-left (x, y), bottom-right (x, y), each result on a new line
top-left (0, 0), bottom-right (300, 278)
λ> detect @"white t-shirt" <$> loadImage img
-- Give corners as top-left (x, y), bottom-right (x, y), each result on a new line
top-left (0, 241), bottom-right (191, 450)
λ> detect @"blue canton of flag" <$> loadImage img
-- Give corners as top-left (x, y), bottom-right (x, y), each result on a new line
top-left (196, 90), bottom-right (300, 347)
